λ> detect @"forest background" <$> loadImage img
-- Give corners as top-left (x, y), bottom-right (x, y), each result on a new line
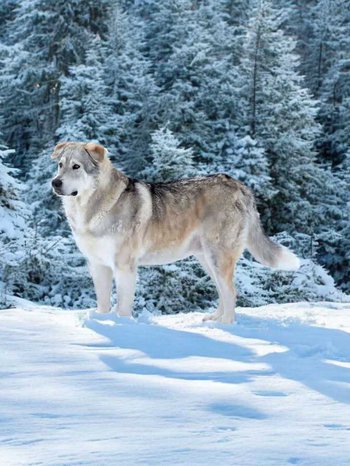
top-left (0, 0), bottom-right (349, 312)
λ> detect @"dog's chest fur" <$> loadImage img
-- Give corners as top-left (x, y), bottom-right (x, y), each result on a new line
top-left (63, 197), bottom-right (122, 268)
top-left (62, 180), bottom-right (152, 268)
top-left (74, 232), bottom-right (118, 268)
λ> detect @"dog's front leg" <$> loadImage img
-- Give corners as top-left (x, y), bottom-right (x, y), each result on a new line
top-left (89, 262), bottom-right (113, 313)
top-left (115, 266), bottom-right (137, 317)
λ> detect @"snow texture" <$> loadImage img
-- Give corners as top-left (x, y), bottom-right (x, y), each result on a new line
top-left (1, 300), bottom-right (350, 465)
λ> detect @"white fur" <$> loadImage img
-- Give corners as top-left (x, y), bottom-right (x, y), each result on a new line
top-left (276, 246), bottom-right (301, 271)
top-left (139, 247), bottom-right (191, 266)
top-left (115, 268), bottom-right (136, 316)
top-left (89, 262), bottom-right (113, 313)
top-left (139, 232), bottom-right (200, 266)
top-left (74, 233), bottom-right (118, 269)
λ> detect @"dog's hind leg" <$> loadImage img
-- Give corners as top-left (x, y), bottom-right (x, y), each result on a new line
top-left (200, 246), bottom-right (240, 324)
top-left (195, 253), bottom-right (224, 322)
top-left (89, 262), bottom-right (113, 313)
top-left (216, 262), bottom-right (237, 324)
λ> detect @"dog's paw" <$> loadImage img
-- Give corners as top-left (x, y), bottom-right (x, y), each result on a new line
top-left (202, 310), bottom-right (223, 322)
top-left (218, 315), bottom-right (236, 325)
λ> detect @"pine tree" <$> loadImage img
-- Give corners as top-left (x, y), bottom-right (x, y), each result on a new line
top-left (217, 134), bottom-right (274, 202)
top-left (315, 0), bottom-right (350, 166)
top-left (57, 39), bottom-right (115, 146)
top-left (140, 127), bottom-right (195, 182)
top-left (0, 142), bottom-right (26, 305)
top-left (316, 155), bottom-right (350, 292)
top-left (272, 0), bottom-right (350, 290)
top-left (102, 3), bottom-right (158, 174)
top-left (143, 0), bottom-right (243, 168)
top-left (237, 0), bottom-right (324, 234)
top-left (276, 0), bottom-right (350, 167)
top-left (307, 0), bottom-right (341, 97)
top-left (0, 0), bottom-right (109, 168)
top-left (0, 144), bottom-right (25, 241)
top-left (0, 0), bottom-right (17, 41)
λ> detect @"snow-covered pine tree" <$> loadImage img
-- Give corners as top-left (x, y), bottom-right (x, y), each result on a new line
top-left (140, 127), bottom-right (195, 182)
top-left (306, 0), bottom-right (341, 97)
top-left (237, 0), bottom-right (324, 234)
top-left (0, 144), bottom-right (25, 243)
top-left (275, 0), bottom-right (350, 168)
top-left (222, 0), bottom-right (254, 28)
top-left (318, 56), bottom-right (350, 167)
top-left (102, 3), bottom-right (158, 174)
top-left (0, 0), bottom-right (109, 169)
top-left (0, 0), bottom-right (113, 307)
top-left (57, 39), bottom-right (115, 146)
top-left (142, 0), bottom-right (241, 168)
top-left (234, 0), bottom-right (350, 295)
top-left (0, 142), bottom-right (26, 306)
top-left (315, 0), bottom-right (350, 166)
top-left (316, 155), bottom-right (350, 293)
top-left (217, 134), bottom-right (274, 203)
top-left (0, 0), bottom-right (17, 41)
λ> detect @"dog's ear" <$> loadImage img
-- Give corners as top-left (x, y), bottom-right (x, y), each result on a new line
top-left (51, 142), bottom-right (68, 159)
top-left (84, 142), bottom-right (107, 163)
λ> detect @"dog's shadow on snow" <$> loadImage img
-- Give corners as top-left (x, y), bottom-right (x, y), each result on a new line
top-left (82, 313), bottom-right (266, 386)
top-left (234, 311), bottom-right (350, 405)
top-left (82, 312), bottom-right (269, 421)
top-left (82, 309), bottom-right (350, 405)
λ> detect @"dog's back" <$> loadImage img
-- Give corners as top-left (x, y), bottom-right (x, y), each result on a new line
top-left (141, 173), bottom-right (299, 271)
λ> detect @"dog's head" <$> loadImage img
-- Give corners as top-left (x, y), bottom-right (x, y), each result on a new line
top-left (51, 142), bottom-right (107, 197)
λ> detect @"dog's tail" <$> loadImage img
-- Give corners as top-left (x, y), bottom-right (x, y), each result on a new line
top-left (246, 209), bottom-right (300, 271)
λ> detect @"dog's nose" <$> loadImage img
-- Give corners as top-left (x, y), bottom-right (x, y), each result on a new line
top-left (52, 178), bottom-right (62, 188)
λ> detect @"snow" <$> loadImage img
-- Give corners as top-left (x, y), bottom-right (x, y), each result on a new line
top-left (1, 300), bottom-right (350, 466)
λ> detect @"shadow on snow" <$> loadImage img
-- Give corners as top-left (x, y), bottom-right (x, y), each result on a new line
top-left (83, 309), bottom-right (350, 405)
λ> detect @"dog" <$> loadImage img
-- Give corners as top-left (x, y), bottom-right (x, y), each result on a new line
top-left (51, 141), bottom-right (300, 323)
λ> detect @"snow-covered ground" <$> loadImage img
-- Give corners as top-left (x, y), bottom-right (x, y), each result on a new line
top-left (1, 301), bottom-right (350, 466)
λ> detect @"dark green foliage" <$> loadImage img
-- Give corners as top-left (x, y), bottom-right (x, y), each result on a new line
top-left (0, 0), bottom-right (348, 309)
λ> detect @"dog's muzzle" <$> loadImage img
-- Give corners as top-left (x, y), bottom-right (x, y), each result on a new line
top-left (52, 177), bottom-right (63, 195)
top-left (52, 178), bottom-right (62, 189)
top-left (51, 178), bottom-right (78, 196)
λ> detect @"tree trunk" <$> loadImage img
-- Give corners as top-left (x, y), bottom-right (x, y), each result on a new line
top-left (251, 25), bottom-right (261, 137)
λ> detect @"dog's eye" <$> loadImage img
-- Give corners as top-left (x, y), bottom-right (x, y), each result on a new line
top-left (59, 162), bottom-right (63, 168)
top-left (72, 164), bottom-right (80, 170)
